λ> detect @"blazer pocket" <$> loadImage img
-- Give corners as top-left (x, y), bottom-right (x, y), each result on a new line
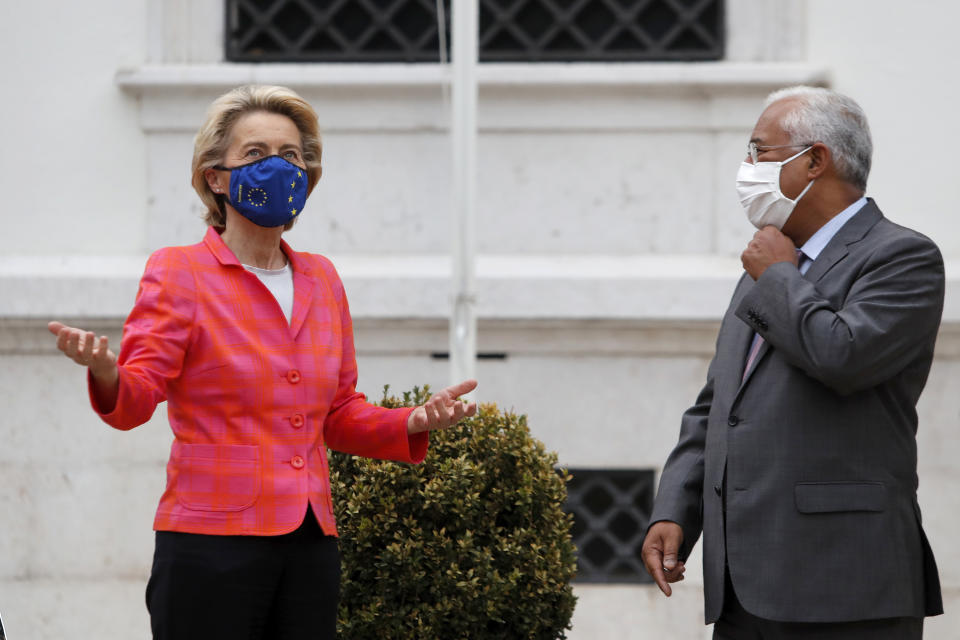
top-left (794, 481), bottom-right (886, 514)
top-left (174, 443), bottom-right (261, 512)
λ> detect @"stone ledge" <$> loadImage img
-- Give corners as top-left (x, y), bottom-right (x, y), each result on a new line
top-left (4, 253), bottom-right (960, 325)
top-left (0, 254), bottom-right (740, 321)
top-left (114, 62), bottom-right (827, 133)
top-left (116, 62), bottom-right (828, 90)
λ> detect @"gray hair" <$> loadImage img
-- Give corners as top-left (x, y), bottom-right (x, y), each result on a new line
top-left (765, 86), bottom-right (872, 192)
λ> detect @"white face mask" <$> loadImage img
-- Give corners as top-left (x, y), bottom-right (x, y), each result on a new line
top-left (736, 146), bottom-right (814, 229)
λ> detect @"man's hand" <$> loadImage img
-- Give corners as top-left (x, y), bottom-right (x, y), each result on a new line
top-left (407, 379), bottom-right (478, 434)
top-left (641, 520), bottom-right (686, 596)
top-left (741, 225), bottom-right (798, 280)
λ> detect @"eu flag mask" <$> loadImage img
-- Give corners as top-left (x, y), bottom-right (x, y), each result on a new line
top-left (215, 155), bottom-right (308, 228)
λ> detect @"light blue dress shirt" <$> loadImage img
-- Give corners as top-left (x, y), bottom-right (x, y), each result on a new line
top-left (796, 196), bottom-right (868, 274)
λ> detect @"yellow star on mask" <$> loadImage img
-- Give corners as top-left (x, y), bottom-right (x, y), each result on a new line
top-left (288, 196), bottom-right (293, 203)
top-left (291, 209), bottom-right (297, 215)
top-left (290, 182), bottom-right (295, 189)
top-left (297, 170), bottom-right (302, 177)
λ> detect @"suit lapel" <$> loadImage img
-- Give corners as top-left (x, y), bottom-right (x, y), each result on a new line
top-left (804, 199), bottom-right (882, 283)
top-left (733, 200), bottom-right (884, 396)
top-left (282, 240), bottom-right (315, 339)
top-left (719, 274), bottom-right (757, 402)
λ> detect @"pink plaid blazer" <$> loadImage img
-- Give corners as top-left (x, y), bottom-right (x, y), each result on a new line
top-left (90, 227), bottom-right (426, 536)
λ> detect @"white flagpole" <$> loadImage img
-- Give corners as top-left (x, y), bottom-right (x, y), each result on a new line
top-left (449, 0), bottom-right (478, 388)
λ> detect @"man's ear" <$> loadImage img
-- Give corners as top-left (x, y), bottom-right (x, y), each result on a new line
top-left (807, 143), bottom-right (831, 180)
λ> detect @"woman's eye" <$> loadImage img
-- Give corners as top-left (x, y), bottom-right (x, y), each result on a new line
top-left (247, 148), bottom-right (262, 157)
top-left (283, 150), bottom-right (300, 160)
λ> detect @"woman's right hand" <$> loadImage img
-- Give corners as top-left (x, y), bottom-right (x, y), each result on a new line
top-left (48, 322), bottom-right (120, 411)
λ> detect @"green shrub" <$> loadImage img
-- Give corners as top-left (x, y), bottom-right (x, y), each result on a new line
top-left (330, 386), bottom-right (577, 640)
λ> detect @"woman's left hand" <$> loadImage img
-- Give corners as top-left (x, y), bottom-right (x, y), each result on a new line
top-left (407, 379), bottom-right (478, 434)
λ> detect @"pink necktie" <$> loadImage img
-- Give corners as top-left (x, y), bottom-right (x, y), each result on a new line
top-left (742, 249), bottom-right (806, 382)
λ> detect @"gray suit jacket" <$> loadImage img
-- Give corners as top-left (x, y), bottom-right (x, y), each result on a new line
top-left (650, 199), bottom-right (944, 624)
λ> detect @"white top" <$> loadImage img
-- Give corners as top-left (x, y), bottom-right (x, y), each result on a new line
top-left (243, 262), bottom-right (294, 325)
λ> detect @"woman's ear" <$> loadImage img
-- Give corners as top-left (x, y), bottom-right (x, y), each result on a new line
top-left (204, 168), bottom-right (224, 193)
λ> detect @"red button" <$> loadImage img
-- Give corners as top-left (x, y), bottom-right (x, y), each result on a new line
top-left (291, 455), bottom-right (305, 469)
top-left (287, 369), bottom-right (301, 384)
top-left (290, 414), bottom-right (304, 428)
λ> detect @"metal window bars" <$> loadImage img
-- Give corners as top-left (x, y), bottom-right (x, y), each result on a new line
top-left (564, 468), bottom-right (655, 583)
top-left (226, 0), bottom-right (724, 62)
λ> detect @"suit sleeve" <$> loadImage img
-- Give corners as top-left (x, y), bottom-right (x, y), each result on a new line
top-left (647, 355), bottom-right (715, 562)
top-left (318, 258), bottom-right (427, 463)
top-left (736, 234), bottom-right (944, 395)
top-left (89, 248), bottom-right (196, 430)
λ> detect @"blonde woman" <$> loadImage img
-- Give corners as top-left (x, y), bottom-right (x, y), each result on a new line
top-left (48, 85), bottom-right (477, 639)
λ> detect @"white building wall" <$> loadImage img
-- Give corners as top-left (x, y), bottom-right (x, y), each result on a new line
top-left (1, 1), bottom-right (959, 638)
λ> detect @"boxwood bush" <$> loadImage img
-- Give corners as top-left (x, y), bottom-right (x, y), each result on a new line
top-left (330, 386), bottom-right (577, 639)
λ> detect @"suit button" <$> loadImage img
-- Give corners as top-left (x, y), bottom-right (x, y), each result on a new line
top-left (290, 414), bottom-right (304, 429)
top-left (291, 455), bottom-right (305, 469)
top-left (714, 485), bottom-right (722, 497)
top-left (727, 415), bottom-right (739, 426)
top-left (287, 369), bottom-right (301, 384)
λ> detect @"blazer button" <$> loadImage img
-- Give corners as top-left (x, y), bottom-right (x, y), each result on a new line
top-left (290, 414), bottom-right (304, 429)
top-left (291, 455), bottom-right (305, 469)
top-left (714, 485), bottom-right (722, 497)
top-left (287, 369), bottom-right (301, 384)
top-left (727, 415), bottom-right (739, 427)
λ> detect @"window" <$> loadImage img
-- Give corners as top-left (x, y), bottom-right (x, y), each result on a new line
top-left (564, 468), bottom-right (655, 583)
top-left (226, 0), bottom-right (724, 63)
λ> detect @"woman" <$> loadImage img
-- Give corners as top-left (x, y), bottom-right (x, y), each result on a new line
top-left (47, 84), bottom-right (477, 639)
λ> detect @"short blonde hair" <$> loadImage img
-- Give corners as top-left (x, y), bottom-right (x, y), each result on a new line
top-left (191, 85), bottom-right (323, 229)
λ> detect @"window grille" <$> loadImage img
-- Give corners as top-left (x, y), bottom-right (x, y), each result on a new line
top-left (226, 0), bottom-right (724, 63)
top-left (564, 468), bottom-right (655, 583)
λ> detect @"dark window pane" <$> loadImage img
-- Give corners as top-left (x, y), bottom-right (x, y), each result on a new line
top-left (226, 0), bottom-right (724, 62)
top-left (563, 468), bottom-right (655, 584)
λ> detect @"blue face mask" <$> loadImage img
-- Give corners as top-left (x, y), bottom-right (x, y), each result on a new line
top-left (215, 155), bottom-right (308, 228)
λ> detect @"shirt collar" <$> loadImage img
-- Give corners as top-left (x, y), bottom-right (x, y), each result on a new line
top-left (202, 226), bottom-right (311, 276)
top-left (799, 196), bottom-right (868, 261)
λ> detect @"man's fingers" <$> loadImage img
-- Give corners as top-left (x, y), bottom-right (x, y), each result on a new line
top-left (641, 546), bottom-right (672, 597)
top-left (663, 561), bottom-right (686, 584)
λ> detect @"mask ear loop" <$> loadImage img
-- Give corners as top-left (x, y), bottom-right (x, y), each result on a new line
top-left (790, 178), bottom-right (815, 205)
top-left (783, 145), bottom-right (816, 204)
top-left (206, 163), bottom-right (231, 227)
top-left (781, 145), bottom-right (814, 166)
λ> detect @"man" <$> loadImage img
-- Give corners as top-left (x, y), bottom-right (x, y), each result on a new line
top-left (641, 86), bottom-right (944, 638)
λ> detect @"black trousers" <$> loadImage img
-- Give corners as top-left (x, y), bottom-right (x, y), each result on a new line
top-left (146, 506), bottom-right (341, 640)
top-left (713, 572), bottom-right (923, 639)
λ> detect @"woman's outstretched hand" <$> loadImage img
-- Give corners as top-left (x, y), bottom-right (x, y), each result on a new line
top-left (48, 321), bottom-right (120, 410)
top-left (407, 379), bottom-right (478, 435)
